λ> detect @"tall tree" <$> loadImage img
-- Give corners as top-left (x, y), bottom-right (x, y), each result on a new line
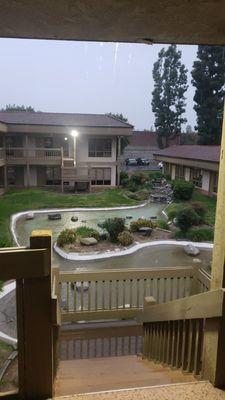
top-left (108, 112), bottom-right (130, 153)
top-left (191, 46), bottom-right (225, 145)
top-left (152, 45), bottom-right (188, 148)
top-left (1, 104), bottom-right (35, 112)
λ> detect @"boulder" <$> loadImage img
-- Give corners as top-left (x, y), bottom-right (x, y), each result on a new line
top-left (184, 244), bottom-right (200, 256)
top-left (138, 227), bottom-right (153, 236)
top-left (126, 215), bottom-right (133, 219)
top-left (80, 237), bottom-right (98, 246)
top-left (48, 213), bottom-right (61, 220)
top-left (71, 216), bottom-right (78, 222)
top-left (193, 258), bottom-right (202, 264)
top-left (26, 212), bottom-right (34, 220)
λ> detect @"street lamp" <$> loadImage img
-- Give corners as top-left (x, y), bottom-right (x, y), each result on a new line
top-left (71, 130), bottom-right (79, 165)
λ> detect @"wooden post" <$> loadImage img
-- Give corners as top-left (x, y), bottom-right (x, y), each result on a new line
top-left (17, 230), bottom-right (54, 399)
top-left (202, 102), bottom-right (225, 387)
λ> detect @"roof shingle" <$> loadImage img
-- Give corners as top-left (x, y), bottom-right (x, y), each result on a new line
top-left (154, 145), bottom-right (220, 163)
top-left (0, 112), bottom-right (133, 128)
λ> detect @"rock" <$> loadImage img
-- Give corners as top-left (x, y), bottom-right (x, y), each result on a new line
top-left (81, 220), bottom-right (87, 223)
top-left (150, 216), bottom-right (157, 220)
top-left (173, 218), bottom-right (178, 226)
top-left (80, 237), bottom-right (98, 246)
top-left (193, 258), bottom-right (202, 264)
top-left (184, 244), bottom-right (200, 256)
top-left (26, 212), bottom-right (34, 220)
top-left (71, 216), bottom-right (78, 222)
top-left (48, 213), bottom-right (61, 220)
top-left (126, 215), bottom-right (133, 219)
top-left (138, 227), bottom-right (153, 236)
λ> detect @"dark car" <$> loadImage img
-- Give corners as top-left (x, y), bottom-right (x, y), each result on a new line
top-left (125, 158), bottom-right (138, 166)
top-left (136, 158), bottom-right (150, 166)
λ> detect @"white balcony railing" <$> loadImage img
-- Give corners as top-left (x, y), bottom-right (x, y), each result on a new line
top-left (5, 147), bottom-right (62, 160)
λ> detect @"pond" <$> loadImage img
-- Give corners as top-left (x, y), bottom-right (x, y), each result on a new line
top-left (15, 203), bottom-right (212, 272)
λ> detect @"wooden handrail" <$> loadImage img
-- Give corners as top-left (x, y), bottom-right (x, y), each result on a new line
top-left (59, 266), bottom-right (194, 282)
top-left (139, 289), bottom-right (224, 322)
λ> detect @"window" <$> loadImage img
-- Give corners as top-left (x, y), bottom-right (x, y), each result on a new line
top-left (91, 168), bottom-right (111, 185)
top-left (46, 167), bottom-right (61, 185)
top-left (191, 168), bottom-right (202, 188)
top-left (88, 138), bottom-right (112, 157)
top-left (175, 165), bottom-right (184, 179)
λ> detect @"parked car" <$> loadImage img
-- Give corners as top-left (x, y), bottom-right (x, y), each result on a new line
top-left (136, 158), bottom-right (150, 166)
top-left (125, 158), bottom-right (138, 166)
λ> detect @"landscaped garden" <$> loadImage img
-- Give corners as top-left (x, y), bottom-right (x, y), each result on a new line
top-left (166, 180), bottom-right (216, 241)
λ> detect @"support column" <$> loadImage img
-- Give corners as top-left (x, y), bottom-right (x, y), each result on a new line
top-left (117, 136), bottom-right (121, 185)
top-left (25, 135), bottom-right (30, 188)
top-left (202, 102), bottom-right (225, 387)
top-left (17, 230), bottom-right (54, 399)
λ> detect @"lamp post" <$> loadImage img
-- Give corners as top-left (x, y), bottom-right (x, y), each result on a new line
top-left (71, 130), bottom-right (79, 166)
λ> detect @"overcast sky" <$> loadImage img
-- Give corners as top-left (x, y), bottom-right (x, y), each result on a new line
top-left (0, 39), bottom-right (197, 130)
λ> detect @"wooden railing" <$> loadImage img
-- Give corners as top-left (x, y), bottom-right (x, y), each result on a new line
top-left (0, 231), bottom-right (60, 399)
top-left (139, 288), bottom-right (224, 381)
top-left (59, 266), bottom-right (210, 322)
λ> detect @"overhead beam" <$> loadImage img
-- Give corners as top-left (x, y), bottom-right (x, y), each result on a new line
top-left (1, 0), bottom-right (225, 45)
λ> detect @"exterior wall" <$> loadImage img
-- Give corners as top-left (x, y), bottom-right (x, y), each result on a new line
top-left (2, 129), bottom-right (126, 190)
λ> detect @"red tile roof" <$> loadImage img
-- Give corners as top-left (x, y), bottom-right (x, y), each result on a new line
top-left (154, 145), bottom-right (220, 163)
top-left (0, 112), bottom-right (133, 128)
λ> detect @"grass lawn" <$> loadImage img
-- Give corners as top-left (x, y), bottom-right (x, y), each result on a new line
top-left (167, 191), bottom-right (217, 226)
top-left (0, 188), bottom-right (138, 247)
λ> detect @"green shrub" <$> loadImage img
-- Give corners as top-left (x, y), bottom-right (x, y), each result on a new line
top-left (117, 231), bottom-right (134, 246)
top-left (156, 219), bottom-right (170, 230)
top-left (75, 226), bottom-right (100, 241)
top-left (130, 172), bottom-right (146, 186)
top-left (126, 189), bottom-right (149, 201)
top-left (176, 207), bottom-right (200, 232)
top-left (191, 201), bottom-right (207, 223)
top-left (127, 181), bottom-right (139, 192)
top-left (172, 180), bottom-right (194, 201)
top-left (57, 229), bottom-right (77, 247)
top-left (101, 217), bottom-right (125, 242)
top-left (120, 171), bottom-right (129, 187)
top-left (130, 218), bottom-right (155, 232)
top-left (186, 228), bottom-right (214, 242)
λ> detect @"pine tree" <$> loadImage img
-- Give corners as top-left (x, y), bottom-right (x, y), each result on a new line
top-left (191, 46), bottom-right (225, 145)
top-left (152, 45), bottom-right (188, 148)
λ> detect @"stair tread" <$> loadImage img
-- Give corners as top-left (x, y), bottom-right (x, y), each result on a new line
top-left (53, 381), bottom-right (225, 399)
top-left (54, 356), bottom-right (197, 398)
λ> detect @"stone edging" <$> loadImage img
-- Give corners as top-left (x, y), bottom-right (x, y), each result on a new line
top-left (54, 240), bottom-right (213, 261)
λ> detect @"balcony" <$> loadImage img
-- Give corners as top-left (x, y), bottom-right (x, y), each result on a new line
top-left (5, 147), bottom-right (62, 165)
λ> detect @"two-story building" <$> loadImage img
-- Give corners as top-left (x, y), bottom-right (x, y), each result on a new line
top-left (0, 112), bottom-right (132, 192)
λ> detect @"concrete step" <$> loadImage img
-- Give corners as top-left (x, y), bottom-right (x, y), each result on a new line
top-left (53, 381), bottom-right (225, 400)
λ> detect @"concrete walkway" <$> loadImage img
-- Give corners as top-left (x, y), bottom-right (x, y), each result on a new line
top-left (55, 355), bottom-right (196, 397)
top-left (54, 381), bottom-right (225, 400)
